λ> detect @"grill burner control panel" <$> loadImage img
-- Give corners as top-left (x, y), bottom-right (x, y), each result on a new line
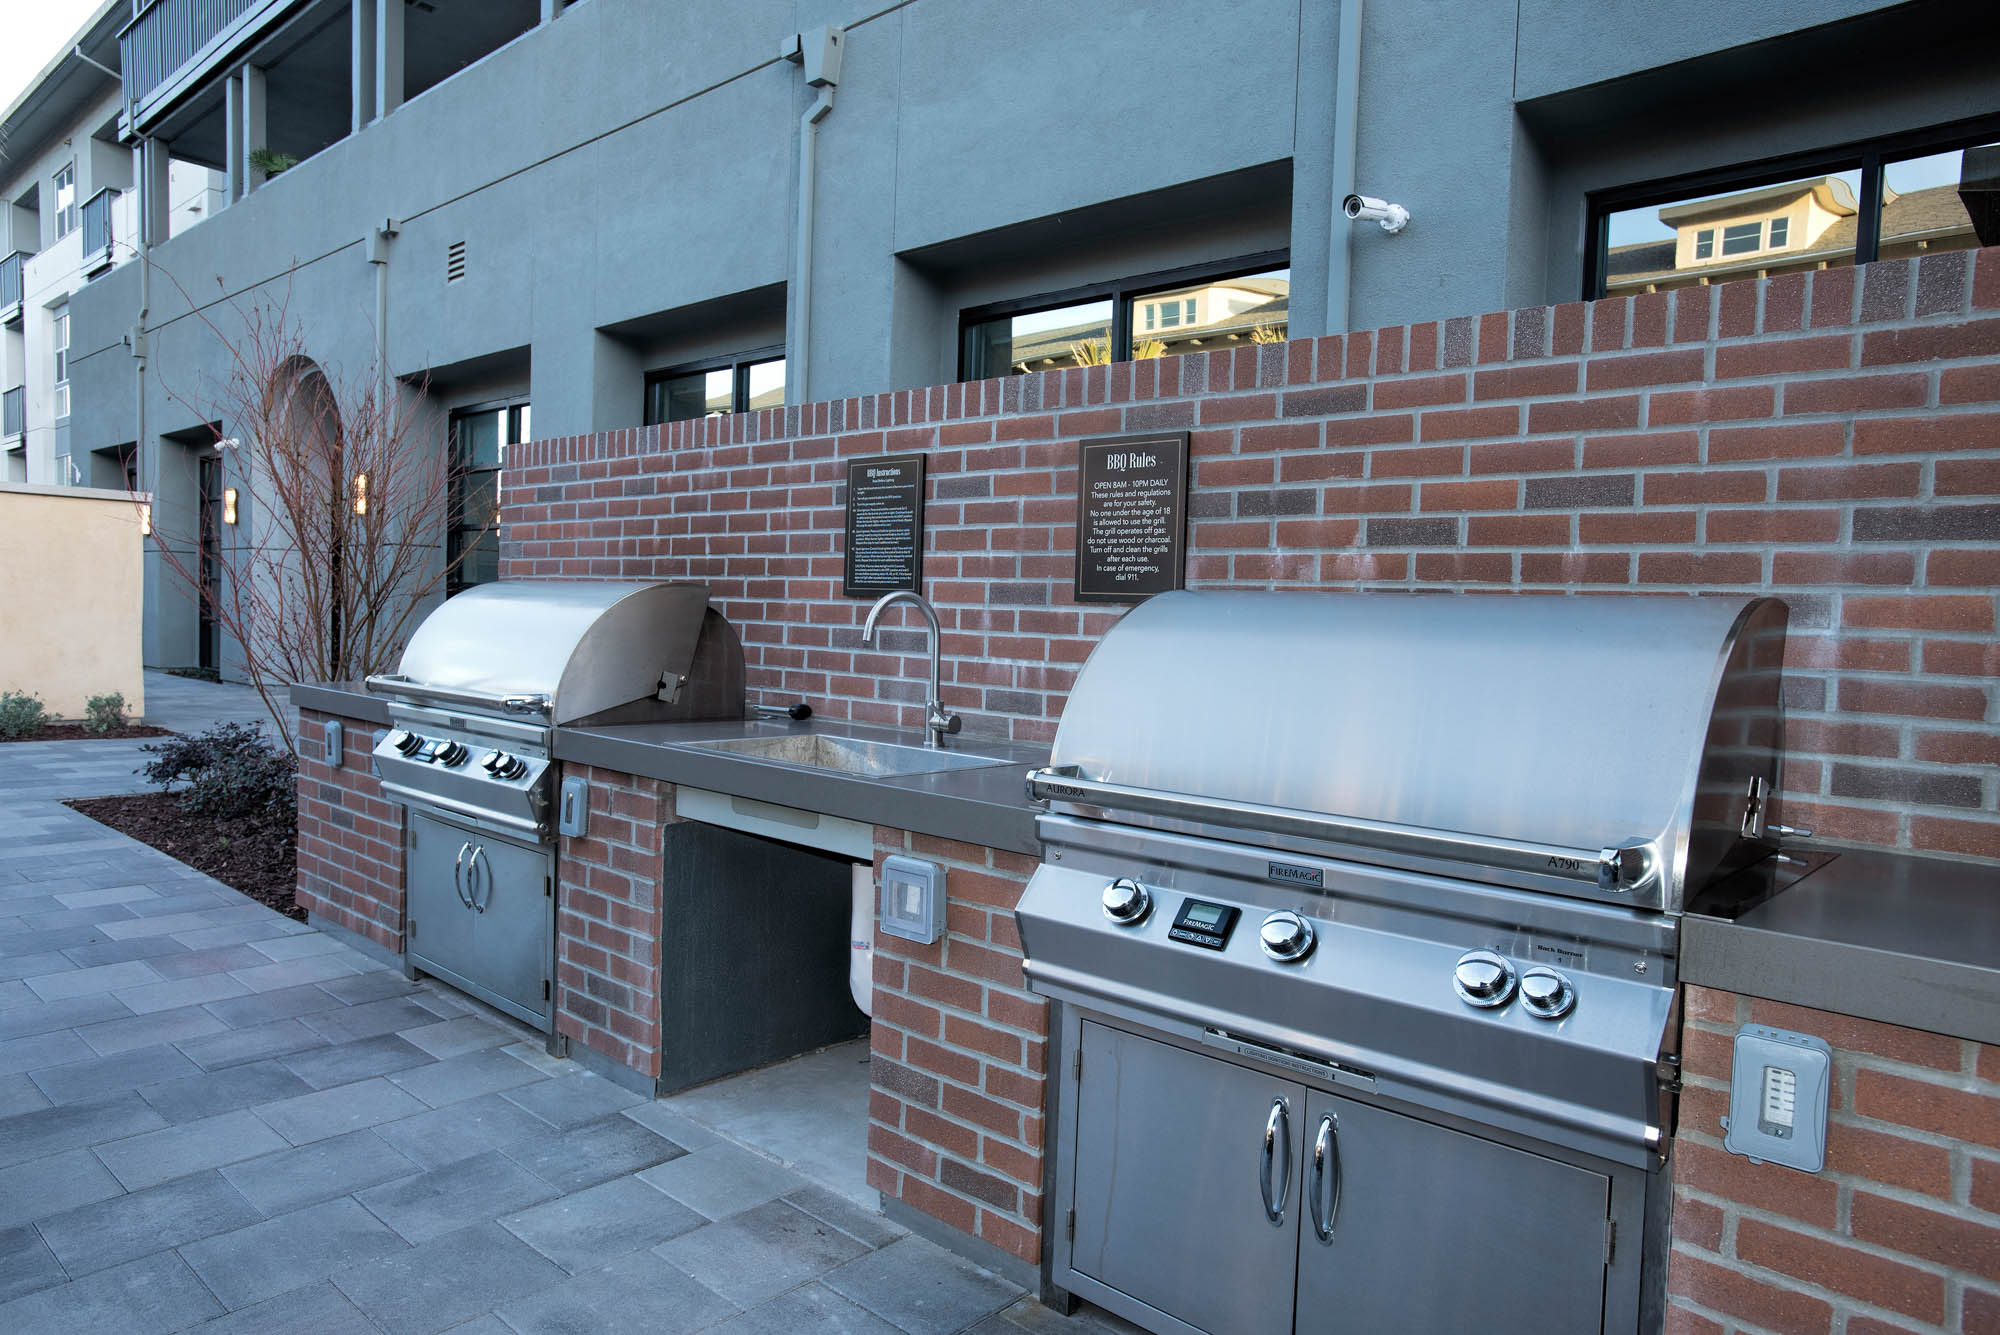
top-left (1168, 898), bottom-right (1240, 950)
top-left (1455, 950), bottom-right (1577, 1020)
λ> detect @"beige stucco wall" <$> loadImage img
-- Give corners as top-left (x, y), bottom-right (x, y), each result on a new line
top-left (0, 483), bottom-right (147, 719)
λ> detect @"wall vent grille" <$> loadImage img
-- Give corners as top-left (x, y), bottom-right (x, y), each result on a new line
top-left (446, 240), bottom-right (466, 283)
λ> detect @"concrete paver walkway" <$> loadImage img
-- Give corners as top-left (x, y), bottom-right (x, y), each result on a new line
top-left (0, 682), bottom-right (1130, 1333)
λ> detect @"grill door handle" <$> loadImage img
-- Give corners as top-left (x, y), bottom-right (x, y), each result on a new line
top-left (468, 845), bottom-right (490, 913)
top-left (1260, 1097), bottom-right (1290, 1226)
top-left (1309, 1113), bottom-right (1341, 1243)
top-left (453, 841), bottom-right (474, 909)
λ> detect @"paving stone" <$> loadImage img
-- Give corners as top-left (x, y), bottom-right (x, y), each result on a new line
top-left (356, 1148), bottom-right (559, 1245)
top-left (31, 1041), bottom-right (200, 1104)
top-left (281, 1033), bottom-right (432, 1089)
top-left (638, 1143), bottom-right (810, 1221)
top-left (24, 959), bottom-right (164, 1001)
top-left (399, 1014), bottom-right (516, 1059)
top-left (112, 971), bottom-right (251, 1016)
top-left (501, 1070), bottom-right (645, 1129)
top-left (95, 1107), bottom-right (291, 1191)
top-left (0, 1072), bottom-right (49, 1119)
top-left (376, 1090), bottom-right (555, 1171)
top-left (53, 885), bottom-right (159, 910)
top-left (76, 1002), bottom-right (228, 1056)
top-left (0, 1093), bottom-right (167, 1170)
top-left (317, 971), bottom-right (423, 1006)
top-left (500, 1175), bottom-right (706, 1274)
top-left (181, 1195), bottom-right (409, 1310)
top-left (332, 1222), bottom-right (567, 1335)
top-left (821, 1235), bottom-right (1021, 1335)
top-left (504, 1112), bottom-right (687, 1194)
top-left (0, 1223), bottom-right (67, 1303)
top-left (247, 932), bottom-right (351, 962)
top-left (146, 944), bottom-right (268, 980)
top-left (34, 1170), bottom-right (261, 1277)
top-left (0, 979), bottom-right (32, 1010)
top-left (256, 1075), bottom-right (429, 1145)
top-left (138, 1058), bottom-right (313, 1124)
top-left (492, 1248), bottom-right (738, 1335)
top-left (654, 1198), bottom-right (871, 1308)
top-left (222, 1128), bottom-right (420, 1216)
top-left (0, 950), bottom-right (75, 982)
top-left (203, 982), bottom-right (348, 1029)
top-left (100, 912), bottom-right (221, 942)
top-left (699, 1281), bottom-right (901, 1335)
top-left (783, 1183), bottom-right (907, 1250)
top-left (0, 1028), bottom-right (93, 1076)
top-left (0, 1249), bottom-right (223, 1335)
top-left (389, 1047), bottom-right (545, 1108)
top-left (305, 995), bottom-right (452, 1046)
top-left (0, 1147), bottom-right (121, 1227)
top-left (179, 1016), bottom-right (330, 1071)
top-left (986, 1296), bottom-right (1149, 1334)
top-left (180, 1280), bottom-right (382, 1335)
top-left (60, 936), bottom-right (188, 968)
top-left (0, 992), bottom-right (129, 1041)
top-left (230, 954), bottom-right (362, 992)
top-left (173, 922), bottom-right (306, 951)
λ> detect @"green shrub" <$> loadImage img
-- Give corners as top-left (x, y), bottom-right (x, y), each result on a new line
top-left (84, 693), bottom-right (128, 735)
top-left (0, 692), bottom-right (47, 739)
top-left (141, 722), bottom-right (297, 820)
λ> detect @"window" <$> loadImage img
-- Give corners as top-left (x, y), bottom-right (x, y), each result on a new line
top-left (1591, 119), bottom-right (2000, 297)
top-left (959, 254), bottom-right (1289, 380)
top-left (53, 163), bottom-right (76, 239)
top-left (53, 308), bottom-right (70, 420)
top-left (1721, 221), bottom-right (1763, 255)
top-left (447, 401), bottom-right (529, 593)
top-left (643, 352), bottom-right (785, 425)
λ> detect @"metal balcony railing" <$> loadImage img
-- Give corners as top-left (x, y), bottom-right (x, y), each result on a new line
top-left (121, 0), bottom-right (268, 120)
top-left (2, 388), bottom-right (23, 440)
top-left (0, 251), bottom-right (21, 312)
top-left (81, 189), bottom-right (118, 271)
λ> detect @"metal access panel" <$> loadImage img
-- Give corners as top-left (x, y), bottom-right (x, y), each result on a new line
top-left (405, 810), bottom-right (554, 1030)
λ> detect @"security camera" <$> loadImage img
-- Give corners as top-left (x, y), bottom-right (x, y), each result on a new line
top-left (1343, 194), bottom-right (1410, 234)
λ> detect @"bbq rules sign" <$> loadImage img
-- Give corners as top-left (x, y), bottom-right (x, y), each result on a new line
top-left (1075, 432), bottom-right (1189, 603)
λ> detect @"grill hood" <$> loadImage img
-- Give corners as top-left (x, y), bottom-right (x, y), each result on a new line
top-left (378, 580), bottom-right (742, 725)
top-left (1036, 590), bottom-right (1788, 913)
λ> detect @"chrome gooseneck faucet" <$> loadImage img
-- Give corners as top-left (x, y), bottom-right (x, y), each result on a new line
top-left (861, 590), bottom-right (961, 748)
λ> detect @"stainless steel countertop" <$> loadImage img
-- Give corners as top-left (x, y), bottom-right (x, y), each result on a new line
top-left (292, 683), bottom-right (1997, 1039)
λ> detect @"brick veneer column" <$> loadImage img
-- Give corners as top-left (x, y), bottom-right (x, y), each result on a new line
top-left (1668, 986), bottom-right (1999, 1333)
top-left (295, 709), bottom-right (404, 951)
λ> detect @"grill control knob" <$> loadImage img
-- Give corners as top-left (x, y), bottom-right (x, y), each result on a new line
top-left (389, 730), bottom-right (423, 755)
top-left (1259, 911), bottom-right (1316, 964)
top-left (1519, 967), bottom-right (1576, 1020)
top-left (1101, 878), bottom-right (1151, 925)
top-left (1453, 950), bottom-right (1517, 1009)
top-left (437, 741), bottom-right (470, 767)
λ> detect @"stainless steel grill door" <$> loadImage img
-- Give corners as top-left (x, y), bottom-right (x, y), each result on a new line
top-left (1293, 1091), bottom-right (1609, 1334)
top-left (404, 811), bottom-right (553, 1028)
top-left (406, 813), bottom-right (479, 987)
top-left (1070, 1022), bottom-right (1301, 1335)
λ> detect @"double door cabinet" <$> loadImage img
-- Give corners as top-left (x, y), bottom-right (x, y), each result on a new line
top-left (405, 811), bottom-right (554, 1030)
top-left (1062, 1022), bottom-right (1616, 1335)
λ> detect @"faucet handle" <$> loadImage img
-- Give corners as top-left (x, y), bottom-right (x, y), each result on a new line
top-left (928, 702), bottom-right (961, 739)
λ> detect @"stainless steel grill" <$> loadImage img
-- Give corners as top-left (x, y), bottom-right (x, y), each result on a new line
top-left (364, 580), bottom-right (743, 1031)
top-left (1015, 590), bottom-right (1794, 1335)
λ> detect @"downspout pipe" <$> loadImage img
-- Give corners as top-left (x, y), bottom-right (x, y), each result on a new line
top-left (784, 27), bottom-right (843, 406)
top-left (1324, 0), bottom-right (1365, 333)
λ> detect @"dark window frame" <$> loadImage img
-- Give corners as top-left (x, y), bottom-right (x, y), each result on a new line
top-left (642, 344), bottom-right (786, 425)
top-left (446, 395), bottom-right (529, 596)
top-left (956, 248), bottom-right (1290, 382)
top-left (1583, 113), bottom-right (2000, 299)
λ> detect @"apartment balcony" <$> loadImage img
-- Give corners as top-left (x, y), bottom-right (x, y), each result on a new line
top-left (2, 387), bottom-right (22, 442)
top-left (80, 190), bottom-right (120, 279)
top-left (121, 0), bottom-right (287, 133)
top-left (1, 253), bottom-right (21, 328)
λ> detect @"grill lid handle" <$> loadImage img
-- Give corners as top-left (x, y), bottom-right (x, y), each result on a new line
top-left (1027, 766), bottom-right (1660, 896)
top-left (365, 674), bottom-right (553, 718)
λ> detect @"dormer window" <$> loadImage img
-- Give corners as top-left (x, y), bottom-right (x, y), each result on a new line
top-left (1721, 221), bottom-right (1763, 255)
top-left (1768, 216), bottom-right (1790, 248)
top-left (1693, 229), bottom-right (1714, 260)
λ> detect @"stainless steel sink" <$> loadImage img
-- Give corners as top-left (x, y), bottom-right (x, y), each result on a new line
top-left (682, 733), bottom-right (1011, 778)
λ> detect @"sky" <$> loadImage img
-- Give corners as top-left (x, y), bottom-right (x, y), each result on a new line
top-left (0, 0), bottom-right (109, 115)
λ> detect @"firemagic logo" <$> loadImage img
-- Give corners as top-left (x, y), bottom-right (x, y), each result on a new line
top-left (1267, 862), bottom-right (1324, 888)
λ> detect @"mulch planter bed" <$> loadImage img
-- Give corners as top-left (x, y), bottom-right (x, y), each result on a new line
top-left (65, 793), bottom-right (304, 921)
top-left (0, 724), bottom-right (176, 743)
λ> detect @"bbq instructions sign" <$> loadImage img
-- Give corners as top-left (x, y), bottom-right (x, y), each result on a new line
top-left (1075, 432), bottom-right (1189, 603)
top-left (843, 453), bottom-right (927, 598)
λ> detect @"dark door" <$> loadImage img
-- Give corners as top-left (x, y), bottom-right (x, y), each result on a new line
top-left (1069, 1022), bottom-right (1303, 1334)
top-left (1292, 1090), bottom-right (1610, 1334)
top-left (197, 454), bottom-right (221, 671)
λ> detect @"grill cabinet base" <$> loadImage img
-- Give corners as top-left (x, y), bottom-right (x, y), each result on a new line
top-left (405, 811), bottom-right (555, 1031)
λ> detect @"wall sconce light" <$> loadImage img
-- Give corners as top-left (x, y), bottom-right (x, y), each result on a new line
top-left (223, 488), bottom-right (238, 525)
top-left (138, 502), bottom-right (151, 536)
top-left (351, 472), bottom-right (369, 516)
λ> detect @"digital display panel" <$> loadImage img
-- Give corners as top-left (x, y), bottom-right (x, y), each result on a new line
top-left (1184, 903), bottom-right (1226, 927)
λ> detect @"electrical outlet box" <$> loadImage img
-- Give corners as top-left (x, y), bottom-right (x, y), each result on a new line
top-left (879, 855), bottom-right (941, 944)
top-left (1722, 1025), bottom-right (1832, 1172)
top-left (323, 720), bottom-right (343, 767)
top-left (558, 776), bottom-right (589, 838)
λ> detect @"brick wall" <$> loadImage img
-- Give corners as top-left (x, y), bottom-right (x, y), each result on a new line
top-left (505, 246), bottom-right (2000, 865)
top-left (554, 764), bottom-right (671, 1078)
top-left (866, 830), bottom-right (1043, 1268)
top-left (1670, 985), bottom-right (2000, 1334)
top-left (294, 709), bottom-right (404, 951)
